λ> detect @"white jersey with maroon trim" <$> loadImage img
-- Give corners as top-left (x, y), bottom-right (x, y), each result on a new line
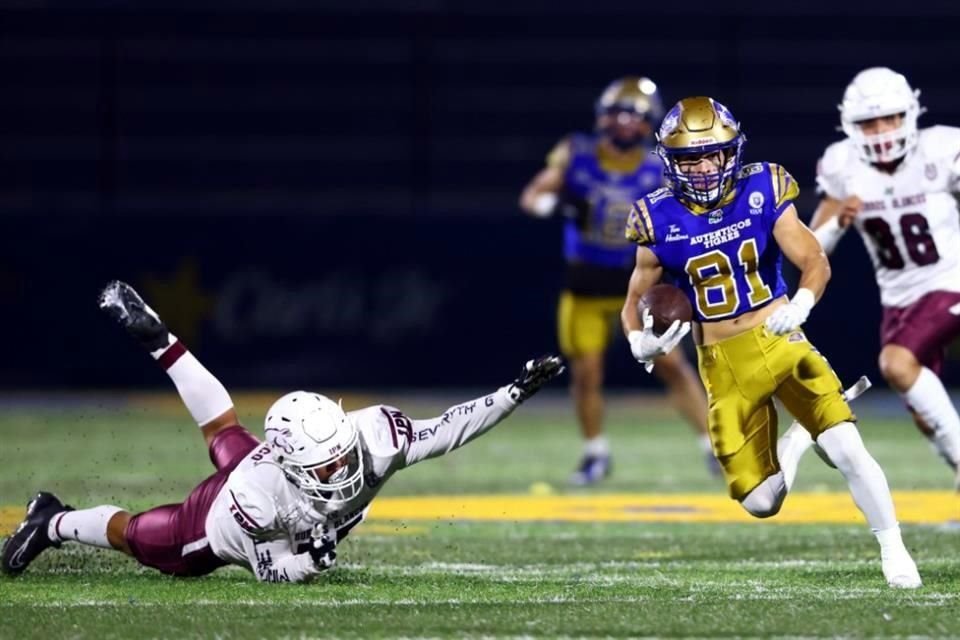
top-left (816, 125), bottom-right (960, 308)
top-left (203, 388), bottom-right (517, 582)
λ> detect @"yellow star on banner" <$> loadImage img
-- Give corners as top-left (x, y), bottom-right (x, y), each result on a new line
top-left (141, 259), bottom-right (213, 347)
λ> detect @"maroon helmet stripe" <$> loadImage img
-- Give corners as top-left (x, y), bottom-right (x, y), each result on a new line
top-left (157, 340), bottom-right (187, 370)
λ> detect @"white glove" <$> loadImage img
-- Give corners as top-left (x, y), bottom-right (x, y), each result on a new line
top-left (765, 288), bottom-right (815, 335)
top-left (628, 309), bottom-right (691, 373)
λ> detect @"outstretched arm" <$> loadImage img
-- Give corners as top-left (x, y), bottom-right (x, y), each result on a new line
top-left (98, 280), bottom-right (239, 445)
top-left (399, 355), bottom-right (564, 466)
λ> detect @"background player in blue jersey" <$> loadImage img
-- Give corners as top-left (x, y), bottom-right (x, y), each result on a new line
top-left (620, 96), bottom-right (921, 588)
top-left (520, 77), bottom-right (714, 485)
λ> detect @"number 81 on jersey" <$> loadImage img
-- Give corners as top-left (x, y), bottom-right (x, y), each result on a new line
top-left (684, 239), bottom-right (773, 319)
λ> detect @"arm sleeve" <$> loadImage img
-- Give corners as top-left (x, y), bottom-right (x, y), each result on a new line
top-left (390, 387), bottom-right (519, 467)
top-left (241, 536), bottom-right (322, 584)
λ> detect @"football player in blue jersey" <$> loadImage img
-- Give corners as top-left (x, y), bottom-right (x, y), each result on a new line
top-left (620, 96), bottom-right (921, 588)
top-left (520, 77), bottom-right (715, 485)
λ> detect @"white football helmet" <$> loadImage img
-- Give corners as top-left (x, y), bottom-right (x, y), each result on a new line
top-left (263, 391), bottom-right (364, 503)
top-left (839, 67), bottom-right (923, 164)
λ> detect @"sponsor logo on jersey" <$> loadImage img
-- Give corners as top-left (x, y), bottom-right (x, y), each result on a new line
top-left (690, 218), bottom-right (752, 249)
top-left (862, 200), bottom-right (886, 212)
top-left (738, 163), bottom-right (764, 178)
top-left (926, 162), bottom-right (937, 180)
top-left (382, 408), bottom-right (414, 447)
top-left (707, 210), bottom-right (724, 225)
top-left (665, 224), bottom-right (689, 242)
top-left (748, 191), bottom-right (764, 213)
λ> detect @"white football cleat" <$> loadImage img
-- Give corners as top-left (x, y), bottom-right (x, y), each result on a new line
top-left (882, 551), bottom-right (922, 589)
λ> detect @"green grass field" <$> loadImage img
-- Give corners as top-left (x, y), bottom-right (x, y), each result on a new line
top-left (1, 391), bottom-right (958, 638)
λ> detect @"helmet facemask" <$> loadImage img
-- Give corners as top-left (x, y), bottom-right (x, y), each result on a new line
top-left (278, 430), bottom-right (364, 503)
top-left (843, 111), bottom-right (918, 165)
top-left (659, 139), bottom-right (744, 209)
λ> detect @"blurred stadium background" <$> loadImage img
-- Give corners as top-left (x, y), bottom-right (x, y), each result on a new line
top-left (2, 1), bottom-right (960, 638)
top-left (6, 0), bottom-right (960, 389)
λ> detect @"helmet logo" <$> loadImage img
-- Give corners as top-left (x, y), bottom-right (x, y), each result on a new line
top-left (266, 427), bottom-right (295, 455)
top-left (713, 101), bottom-right (737, 127)
top-left (688, 137), bottom-right (718, 147)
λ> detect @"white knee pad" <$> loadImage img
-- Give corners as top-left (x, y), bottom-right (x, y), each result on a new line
top-left (815, 422), bottom-right (867, 473)
top-left (740, 472), bottom-right (787, 518)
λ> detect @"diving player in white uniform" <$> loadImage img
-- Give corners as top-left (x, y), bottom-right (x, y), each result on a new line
top-left (1, 281), bottom-right (564, 582)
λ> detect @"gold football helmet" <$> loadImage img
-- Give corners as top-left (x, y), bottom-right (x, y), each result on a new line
top-left (656, 96), bottom-right (746, 207)
top-left (595, 77), bottom-right (664, 149)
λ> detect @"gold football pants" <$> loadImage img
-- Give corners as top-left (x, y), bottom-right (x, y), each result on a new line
top-left (556, 292), bottom-right (624, 358)
top-left (696, 324), bottom-right (854, 500)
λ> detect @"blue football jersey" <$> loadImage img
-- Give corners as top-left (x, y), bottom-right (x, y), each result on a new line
top-left (625, 162), bottom-right (800, 322)
top-left (562, 133), bottom-right (664, 269)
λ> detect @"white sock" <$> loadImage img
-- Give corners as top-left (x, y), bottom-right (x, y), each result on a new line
top-left (816, 422), bottom-right (897, 531)
top-left (903, 367), bottom-right (960, 469)
top-left (157, 342), bottom-right (234, 427)
top-left (778, 421), bottom-right (814, 491)
top-left (48, 506), bottom-right (123, 550)
top-left (584, 436), bottom-right (610, 457)
top-left (875, 524), bottom-right (910, 559)
top-left (697, 434), bottom-right (713, 455)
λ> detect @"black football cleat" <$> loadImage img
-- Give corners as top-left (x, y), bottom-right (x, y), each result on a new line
top-left (98, 280), bottom-right (171, 352)
top-left (507, 355), bottom-right (565, 404)
top-left (1, 492), bottom-right (73, 577)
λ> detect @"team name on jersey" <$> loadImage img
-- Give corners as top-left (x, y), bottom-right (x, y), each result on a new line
top-left (690, 219), bottom-right (753, 249)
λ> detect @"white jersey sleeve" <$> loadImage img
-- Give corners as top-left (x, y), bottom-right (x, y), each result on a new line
top-left (240, 535), bottom-right (322, 583)
top-left (815, 139), bottom-right (853, 200)
top-left (220, 472), bottom-right (325, 583)
top-left (921, 125), bottom-right (960, 191)
top-left (356, 387), bottom-right (518, 469)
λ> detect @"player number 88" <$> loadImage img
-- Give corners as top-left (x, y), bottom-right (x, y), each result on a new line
top-left (684, 239), bottom-right (773, 319)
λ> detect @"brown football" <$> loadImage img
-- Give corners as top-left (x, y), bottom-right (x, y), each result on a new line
top-left (638, 284), bottom-right (693, 335)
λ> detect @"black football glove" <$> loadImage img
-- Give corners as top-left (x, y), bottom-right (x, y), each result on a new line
top-left (507, 355), bottom-right (565, 404)
top-left (308, 533), bottom-right (337, 571)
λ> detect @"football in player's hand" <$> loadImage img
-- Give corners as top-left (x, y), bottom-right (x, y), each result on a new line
top-left (639, 284), bottom-right (693, 336)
